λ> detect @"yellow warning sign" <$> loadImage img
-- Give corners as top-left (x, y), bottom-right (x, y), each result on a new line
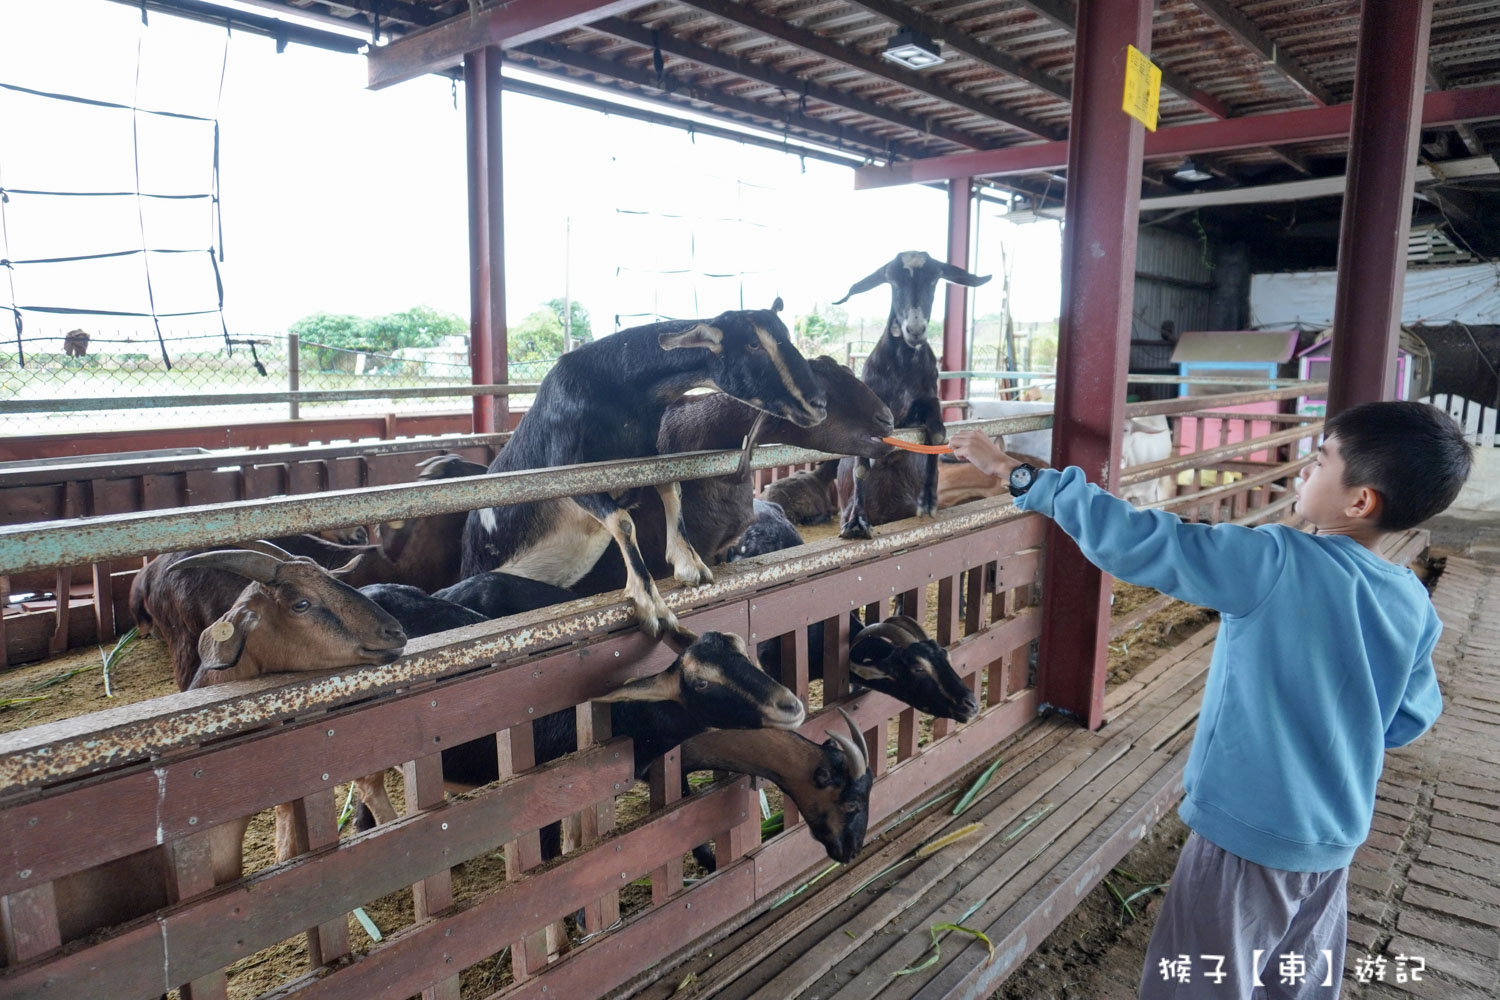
top-left (1122, 44), bottom-right (1162, 131)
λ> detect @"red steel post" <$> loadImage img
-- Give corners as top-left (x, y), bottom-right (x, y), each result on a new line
top-left (941, 176), bottom-right (974, 419)
top-left (1037, 0), bottom-right (1151, 730)
top-left (466, 47), bottom-right (508, 434)
top-left (1327, 1), bottom-right (1434, 415)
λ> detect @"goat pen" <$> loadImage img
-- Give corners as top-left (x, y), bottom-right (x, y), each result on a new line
top-left (0, 387), bottom-right (1321, 999)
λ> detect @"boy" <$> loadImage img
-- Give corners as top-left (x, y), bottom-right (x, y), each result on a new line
top-left (950, 401), bottom-right (1472, 999)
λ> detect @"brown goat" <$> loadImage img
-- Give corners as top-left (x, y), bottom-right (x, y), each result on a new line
top-left (761, 463), bottom-right (839, 525)
top-left (681, 707), bottom-right (872, 864)
top-left (55, 546), bottom-right (406, 946)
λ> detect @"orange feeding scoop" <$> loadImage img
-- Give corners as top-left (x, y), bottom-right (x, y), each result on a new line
top-left (881, 436), bottom-right (954, 455)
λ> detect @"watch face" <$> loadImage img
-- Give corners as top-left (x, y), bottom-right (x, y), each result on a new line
top-left (1011, 466), bottom-right (1034, 489)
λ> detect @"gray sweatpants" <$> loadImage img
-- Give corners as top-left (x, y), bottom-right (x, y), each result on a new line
top-left (1139, 832), bottom-right (1348, 1000)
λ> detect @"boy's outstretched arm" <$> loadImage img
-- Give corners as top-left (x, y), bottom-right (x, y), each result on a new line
top-left (1385, 621), bottom-right (1443, 748)
top-left (1013, 466), bottom-right (1287, 618)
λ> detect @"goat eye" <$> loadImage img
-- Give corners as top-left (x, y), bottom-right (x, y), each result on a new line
top-left (689, 676), bottom-right (710, 692)
top-left (746, 340), bottom-right (762, 352)
top-left (291, 599), bottom-right (312, 613)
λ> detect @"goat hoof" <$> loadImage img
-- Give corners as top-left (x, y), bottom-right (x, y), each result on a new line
top-left (676, 562), bottom-right (713, 587)
top-left (918, 503), bottom-right (937, 518)
top-left (839, 519), bottom-right (873, 540)
top-left (634, 607), bottom-right (664, 638)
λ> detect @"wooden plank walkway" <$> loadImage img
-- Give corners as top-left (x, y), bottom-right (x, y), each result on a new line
top-left (1345, 554), bottom-right (1500, 1000)
top-left (626, 528), bottom-right (1496, 1000)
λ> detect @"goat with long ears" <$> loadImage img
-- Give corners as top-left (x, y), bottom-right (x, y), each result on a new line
top-left (832, 252), bottom-right (990, 537)
top-left (680, 706), bottom-right (873, 863)
top-left (460, 301), bottom-right (826, 636)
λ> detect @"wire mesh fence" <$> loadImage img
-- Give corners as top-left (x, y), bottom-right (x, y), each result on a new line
top-left (0, 328), bottom-right (550, 437)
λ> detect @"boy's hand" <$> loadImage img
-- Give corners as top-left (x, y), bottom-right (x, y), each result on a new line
top-left (949, 429), bottom-right (1021, 479)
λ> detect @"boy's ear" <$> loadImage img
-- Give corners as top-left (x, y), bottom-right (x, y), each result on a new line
top-left (1347, 485), bottom-right (1383, 522)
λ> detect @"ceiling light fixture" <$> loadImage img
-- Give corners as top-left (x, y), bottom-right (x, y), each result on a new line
top-left (882, 28), bottom-right (945, 70)
top-left (1174, 158), bottom-right (1213, 183)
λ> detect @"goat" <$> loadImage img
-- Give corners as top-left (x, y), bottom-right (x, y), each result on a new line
top-left (432, 627), bottom-right (806, 863)
top-left (460, 303), bottom-right (826, 636)
top-left (131, 538), bottom-right (390, 691)
top-left (54, 546), bottom-right (407, 946)
top-left (761, 463), bottom-right (839, 525)
top-left (569, 355), bottom-right (892, 595)
top-left (758, 613), bottom-right (978, 723)
top-left (832, 252), bottom-right (990, 538)
top-left (433, 570), bottom-right (579, 619)
top-left (375, 454), bottom-right (492, 593)
top-left (726, 499), bottom-right (803, 562)
top-left (680, 707), bottom-right (872, 863)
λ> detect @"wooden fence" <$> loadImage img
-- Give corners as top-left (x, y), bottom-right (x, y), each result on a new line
top-left (0, 392), bottom-right (1321, 1000)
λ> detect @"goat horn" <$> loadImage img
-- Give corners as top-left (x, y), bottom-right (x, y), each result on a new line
top-left (236, 539), bottom-right (296, 561)
top-left (851, 621), bottom-right (917, 649)
top-left (167, 549), bottom-right (284, 585)
top-left (882, 615), bottom-right (929, 643)
top-left (824, 706), bottom-right (868, 780)
top-left (738, 410), bottom-right (770, 480)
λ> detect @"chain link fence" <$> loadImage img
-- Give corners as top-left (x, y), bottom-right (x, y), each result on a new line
top-left (0, 328), bottom-right (552, 437)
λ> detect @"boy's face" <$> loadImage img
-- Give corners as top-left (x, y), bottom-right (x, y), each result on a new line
top-left (1295, 435), bottom-right (1374, 528)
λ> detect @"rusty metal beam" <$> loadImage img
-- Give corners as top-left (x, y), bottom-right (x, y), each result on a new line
top-left (676, 0), bottom-right (1065, 140)
top-left (942, 177), bottom-right (974, 412)
top-left (0, 419), bottom-right (1050, 576)
top-left (1328, 0), bottom-right (1435, 415)
top-left (589, 16), bottom-right (997, 150)
top-left (1038, 0), bottom-right (1152, 733)
top-left (366, 0), bottom-right (641, 89)
top-left (466, 47), bottom-right (507, 434)
top-left (854, 83), bottom-right (1500, 188)
top-left (1427, 62), bottom-right (1484, 156)
top-left (1186, 0), bottom-right (1337, 106)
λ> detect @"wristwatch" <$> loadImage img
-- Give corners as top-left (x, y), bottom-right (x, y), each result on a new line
top-left (1007, 463), bottom-right (1038, 498)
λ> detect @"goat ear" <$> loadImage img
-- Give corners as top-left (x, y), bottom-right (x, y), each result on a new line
top-left (831, 265), bottom-right (889, 306)
top-left (936, 261), bottom-right (992, 288)
top-left (196, 604), bottom-right (258, 675)
top-left (770, 296), bottom-right (784, 313)
top-left (594, 667), bottom-right (680, 703)
top-left (658, 322), bottom-right (723, 354)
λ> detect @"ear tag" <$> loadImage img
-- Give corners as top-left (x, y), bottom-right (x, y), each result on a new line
top-left (208, 620), bottom-right (235, 642)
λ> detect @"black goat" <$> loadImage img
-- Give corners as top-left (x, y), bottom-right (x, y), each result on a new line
top-left (569, 355), bottom-right (892, 594)
top-left (759, 613), bottom-right (978, 723)
top-left (761, 463), bottom-right (839, 525)
top-left (434, 571), bottom-right (579, 618)
top-left (680, 707), bottom-right (872, 864)
top-left (460, 303), bottom-right (826, 636)
top-left (832, 252), bottom-right (990, 537)
top-left (727, 499), bottom-right (804, 562)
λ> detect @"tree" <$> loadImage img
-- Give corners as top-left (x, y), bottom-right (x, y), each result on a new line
top-left (508, 308), bottom-right (566, 364)
top-left (545, 298), bottom-right (592, 348)
top-left (290, 305), bottom-right (466, 370)
top-left (794, 304), bottom-right (852, 356)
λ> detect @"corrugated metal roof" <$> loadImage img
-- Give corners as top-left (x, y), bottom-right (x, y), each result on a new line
top-left (227, 1), bottom-right (1500, 191)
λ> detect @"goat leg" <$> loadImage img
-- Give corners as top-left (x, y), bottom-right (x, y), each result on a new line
top-left (576, 495), bottom-right (677, 637)
top-left (838, 458), bottom-right (874, 540)
top-left (656, 482), bottom-right (713, 586)
top-left (354, 771), bottom-right (398, 826)
top-left (915, 399), bottom-right (946, 518)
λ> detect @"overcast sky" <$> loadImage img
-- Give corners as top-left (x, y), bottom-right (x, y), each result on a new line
top-left (0, 0), bottom-right (1063, 351)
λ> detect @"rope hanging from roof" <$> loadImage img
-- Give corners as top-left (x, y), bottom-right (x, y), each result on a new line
top-left (0, 14), bottom-right (232, 370)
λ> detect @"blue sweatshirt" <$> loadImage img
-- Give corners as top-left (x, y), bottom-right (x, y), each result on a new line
top-left (1017, 467), bottom-right (1443, 873)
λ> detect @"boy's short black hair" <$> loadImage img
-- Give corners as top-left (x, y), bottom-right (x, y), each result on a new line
top-left (1325, 401), bottom-right (1473, 531)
